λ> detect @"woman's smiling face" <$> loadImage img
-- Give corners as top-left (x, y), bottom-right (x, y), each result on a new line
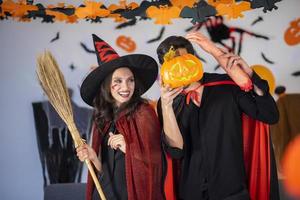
top-left (110, 67), bottom-right (135, 107)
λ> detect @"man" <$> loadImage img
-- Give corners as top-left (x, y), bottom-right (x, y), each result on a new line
top-left (157, 32), bottom-right (279, 200)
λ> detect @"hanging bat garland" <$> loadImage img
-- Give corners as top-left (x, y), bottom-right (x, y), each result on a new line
top-left (0, 0), bottom-right (282, 24)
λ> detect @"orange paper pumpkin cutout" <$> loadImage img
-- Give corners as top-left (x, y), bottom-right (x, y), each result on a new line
top-left (284, 18), bottom-right (300, 46)
top-left (1, 0), bottom-right (38, 20)
top-left (282, 135), bottom-right (300, 197)
top-left (116, 35), bottom-right (136, 53)
top-left (216, 1), bottom-right (251, 20)
top-left (75, 1), bottom-right (110, 19)
top-left (251, 65), bottom-right (275, 95)
top-left (108, 1), bottom-right (138, 11)
top-left (170, 0), bottom-right (197, 9)
top-left (161, 54), bottom-right (203, 88)
top-left (146, 5), bottom-right (180, 25)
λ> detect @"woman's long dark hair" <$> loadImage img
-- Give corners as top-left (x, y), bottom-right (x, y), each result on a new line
top-left (93, 68), bottom-right (146, 129)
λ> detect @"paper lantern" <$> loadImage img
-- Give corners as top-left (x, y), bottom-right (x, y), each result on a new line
top-left (251, 64), bottom-right (275, 95)
top-left (161, 53), bottom-right (203, 88)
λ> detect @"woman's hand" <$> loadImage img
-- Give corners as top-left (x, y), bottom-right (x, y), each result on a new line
top-left (108, 133), bottom-right (126, 153)
top-left (159, 79), bottom-right (183, 109)
top-left (76, 143), bottom-right (101, 171)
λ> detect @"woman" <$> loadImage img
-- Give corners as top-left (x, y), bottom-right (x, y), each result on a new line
top-left (77, 34), bottom-right (163, 200)
top-left (157, 32), bottom-right (279, 200)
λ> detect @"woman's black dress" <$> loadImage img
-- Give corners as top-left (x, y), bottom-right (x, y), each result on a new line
top-left (92, 123), bottom-right (128, 200)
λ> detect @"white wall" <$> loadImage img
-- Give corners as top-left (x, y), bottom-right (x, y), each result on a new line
top-left (0, 0), bottom-right (299, 199)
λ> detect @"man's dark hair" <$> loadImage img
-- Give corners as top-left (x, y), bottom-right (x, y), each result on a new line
top-left (156, 36), bottom-right (195, 64)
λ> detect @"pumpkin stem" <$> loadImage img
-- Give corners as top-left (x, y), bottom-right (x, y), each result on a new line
top-left (163, 46), bottom-right (176, 62)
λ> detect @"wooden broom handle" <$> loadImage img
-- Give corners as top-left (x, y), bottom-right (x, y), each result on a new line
top-left (68, 124), bottom-right (107, 200)
top-left (85, 159), bottom-right (106, 200)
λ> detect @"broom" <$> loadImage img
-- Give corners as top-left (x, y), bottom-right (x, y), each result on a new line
top-left (36, 50), bottom-right (106, 200)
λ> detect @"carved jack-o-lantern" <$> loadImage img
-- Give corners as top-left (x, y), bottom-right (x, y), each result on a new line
top-left (284, 18), bottom-right (300, 46)
top-left (161, 53), bottom-right (203, 88)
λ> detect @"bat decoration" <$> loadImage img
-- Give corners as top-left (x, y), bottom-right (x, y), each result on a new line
top-left (116, 18), bottom-right (137, 29)
top-left (251, 16), bottom-right (263, 26)
top-left (27, 3), bottom-right (55, 23)
top-left (50, 32), bottom-right (60, 43)
top-left (147, 26), bottom-right (165, 43)
top-left (248, 0), bottom-right (281, 13)
top-left (292, 71), bottom-right (300, 77)
top-left (180, 0), bottom-right (216, 24)
top-left (261, 52), bottom-right (275, 64)
top-left (274, 85), bottom-right (286, 95)
top-left (1, 0), bottom-right (281, 24)
top-left (80, 42), bottom-right (96, 54)
top-left (121, 0), bottom-right (171, 19)
top-left (69, 63), bottom-right (76, 71)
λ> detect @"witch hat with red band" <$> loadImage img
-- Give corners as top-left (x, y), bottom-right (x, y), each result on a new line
top-left (80, 34), bottom-right (158, 106)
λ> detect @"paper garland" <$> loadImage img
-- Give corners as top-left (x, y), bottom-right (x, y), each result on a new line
top-left (0, 0), bottom-right (281, 24)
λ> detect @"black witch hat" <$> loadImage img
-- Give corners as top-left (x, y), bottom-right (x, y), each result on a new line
top-left (80, 34), bottom-right (158, 106)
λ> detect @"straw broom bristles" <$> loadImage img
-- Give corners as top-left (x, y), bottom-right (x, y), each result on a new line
top-left (36, 51), bottom-right (106, 200)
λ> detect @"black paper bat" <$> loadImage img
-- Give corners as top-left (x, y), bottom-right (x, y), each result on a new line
top-left (147, 27), bottom-right (165, 43)
top-left (50, 32), bottom-right (60, 43)
top-left (180, 1), bottom-right (216, 24)
top-left (292, 71), bottom-right (300, 76)
top-left (69, 63), bottom-right (76, 71)
top-left (27, 3), bottom-right (55, 23)
top-left (248, 0), bottom-right (281, 13)
top-left (251, 16), bottom-right (263, 26)
top-left (80, 42), bottom-right (96, 54)
top-left (261, 52), bottom-right (274, 64)
top-left (116, 18), bottom-right (137, 29)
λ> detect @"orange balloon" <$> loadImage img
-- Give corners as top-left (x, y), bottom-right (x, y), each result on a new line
top-left (282, 135), bottom-right (300, 197)
top-left (251, 65), bottom-right (275, 95)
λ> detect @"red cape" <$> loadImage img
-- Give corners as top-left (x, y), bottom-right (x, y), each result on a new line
top-left (86, 103), bottom-right (163, 200)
